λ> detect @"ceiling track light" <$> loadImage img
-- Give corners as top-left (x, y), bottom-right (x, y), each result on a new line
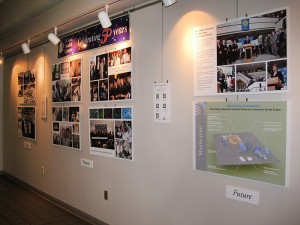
top-left (48, 27), bottom-right (61, 45)
top-left (162, 0), bottom-right (177, 7)
top-left (21, 39), bottom-right (31, 54)
top-left (0, 52), bottom-right (4, 64)
top-left (98, 5), bottom-right (112, 28)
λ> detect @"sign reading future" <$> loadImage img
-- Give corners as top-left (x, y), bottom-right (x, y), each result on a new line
top-left (58, 15), bottom-right (130, 58)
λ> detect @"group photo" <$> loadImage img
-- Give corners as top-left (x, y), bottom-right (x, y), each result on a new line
top-left (217, 9), bottom-right (287, 66)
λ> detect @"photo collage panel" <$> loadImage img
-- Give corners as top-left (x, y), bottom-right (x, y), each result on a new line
top-left (17, 107), bottom-right (36, 140)
top-left (216, 8), bottom-right (287, 94)
top-left (52, 106), bottom-right (81, 150)
top-left (89, 107), bottom-right (132, 160)
top-left (18, 70), bottom-right (36, 104)
top-left (90, 47), bottom-right (132, 102)
top-left (52, 58), bottom-right (82, 102)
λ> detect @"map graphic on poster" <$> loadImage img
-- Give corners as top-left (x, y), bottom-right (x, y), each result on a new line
top-left (52, 106), bottom-right (81, 150)
top-left (194, 101), bottom-right (289, 186)
top-left (18, 107), bottom-right (36, 140)
top-left (89, 107), bottom-right (132, 160)
top-left (89, 47), bottom-right (132, 102)
top-left (52, 58), bottom-right (82, 103)
top-left (194, 7), bottom-right (288, 96)
top-left (18, 70), bottom-right (36, 104)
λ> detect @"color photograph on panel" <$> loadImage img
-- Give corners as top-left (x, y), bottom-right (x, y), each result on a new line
top-left (52, 106), bottom-right (81, 150)
top-left (194, 101), bottom-right (288, 186)
top-left (52, 58), bottom-right (82, 102)
top-left (194, 7), bottom-right (288, 96)
top-left (89, 107), bottom-right (132, 160)
top-left (89, 47), bottom-right (132, 102)
top-left (216, 8), bottom-right (287, 93)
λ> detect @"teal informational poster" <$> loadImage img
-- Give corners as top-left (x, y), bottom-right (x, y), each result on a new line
top-left (194, 101), bottom-right (289, 186)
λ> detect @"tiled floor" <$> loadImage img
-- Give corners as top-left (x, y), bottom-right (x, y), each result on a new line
top-left (0, 176), bottom-right (92, 225)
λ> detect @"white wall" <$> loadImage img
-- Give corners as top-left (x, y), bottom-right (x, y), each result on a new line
top-left (2, 0), bottom-right (300, 225)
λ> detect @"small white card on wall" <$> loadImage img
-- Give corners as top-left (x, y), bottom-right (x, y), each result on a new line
top-left (153, 82), bottom-right (170, 123)
top-left (81, 158), bottom-right (94, 169)
top-left (226, 185), bottom-right (259, 205)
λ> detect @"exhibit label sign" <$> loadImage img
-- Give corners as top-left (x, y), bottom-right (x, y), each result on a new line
top-left (194, 101), bottom-right (289, 186)
top-left (58, 15), bottom-right (130, 58)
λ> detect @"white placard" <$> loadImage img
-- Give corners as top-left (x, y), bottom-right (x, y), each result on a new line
top-left (81, 158), bottom-right (94, 169)
top-left (226, 185), bottom-right (259, 205)
top-left (153, 82), bottom-right (170, 123)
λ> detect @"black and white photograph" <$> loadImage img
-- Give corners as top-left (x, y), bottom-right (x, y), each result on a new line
top-left (73, 134), bottom-right (80, 149)
top-left (53, 122), bottom-right (60, 132)
top-left (60, 124), bottom-right (72, 147)
top-left (17, 107), bottom-right (36, 140)
top-left (52, 107), bottom-right (62, 121)
top-left (53, 133), bottom-right (60, 145)
top-left (18, 70), bottom-right (36, 104)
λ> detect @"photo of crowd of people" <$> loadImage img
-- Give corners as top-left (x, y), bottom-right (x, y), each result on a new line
top-left (18, 107), bottom-right (36, 140)
top-left (18, 70), bottom-right (36, 104)
top-left (52, 59), bottom-right (82, 102)
top-left (52, 106), bottom-right (80, 150)
top-left (90, 121), bottom-right (115, 150)
top-left (215, 9), bottom-right (288, 94)
top-left (89, 47), bottom-right (132, 102)
top-left (217, 9), bottom-right (287, 66)
top-left (89, 107), bottom-right (133, 160)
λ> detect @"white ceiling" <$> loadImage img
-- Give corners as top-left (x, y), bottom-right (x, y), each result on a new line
top-left (0, 0), bottom-right (158, 58)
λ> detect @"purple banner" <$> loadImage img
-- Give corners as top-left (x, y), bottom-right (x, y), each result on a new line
top-left (58, 15), bottom-right (130, 58)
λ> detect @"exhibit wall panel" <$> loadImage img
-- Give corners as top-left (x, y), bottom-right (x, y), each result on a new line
top-left (2, 0), bottom-right (300, 225)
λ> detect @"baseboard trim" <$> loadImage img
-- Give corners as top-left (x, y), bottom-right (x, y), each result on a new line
top-left (1, 172), bottom-right (108, 225)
